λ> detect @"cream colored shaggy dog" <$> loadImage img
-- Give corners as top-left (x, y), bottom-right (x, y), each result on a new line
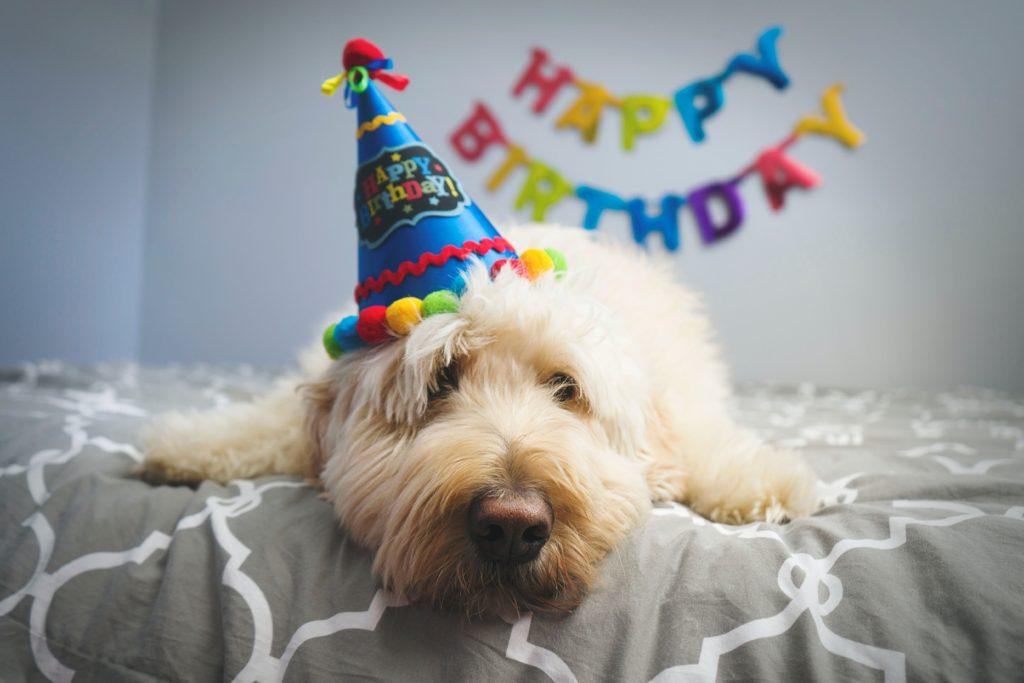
top-left (142, 224), bottom-right (816, 616)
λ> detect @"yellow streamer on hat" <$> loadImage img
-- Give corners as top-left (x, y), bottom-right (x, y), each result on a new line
top-left (321, 73), bottom-right (345, 96)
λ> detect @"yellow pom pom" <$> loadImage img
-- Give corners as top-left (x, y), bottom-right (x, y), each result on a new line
top-left (385, 297), bottom-right (423, 335)
top-left (520, 248), bottom-right (555, 280)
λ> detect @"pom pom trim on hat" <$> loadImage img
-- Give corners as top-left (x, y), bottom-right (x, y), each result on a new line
top-left (356, 306), bottom-right (390, 345)
top-left (422, 289), bottom-right (460, 316)
top-left (520, 248), bottom-right (555, 279)
top-left (324, 247), bottom-right (567, 357)
top-left (323, 324), bottom-right (343, 359)
top-left (385, 296), bottom-right (424, 335)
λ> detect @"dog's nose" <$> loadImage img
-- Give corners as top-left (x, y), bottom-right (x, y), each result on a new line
top-left (468, 490), bottom-right (553, 564)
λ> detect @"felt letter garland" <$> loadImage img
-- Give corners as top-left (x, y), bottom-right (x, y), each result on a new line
top-left (674, 78), bottom-right (726, 144)
top-left (626, 196), bottom-right (686, 251)
top-left (449, 102), bottom-right (508, 161)
top-left (620, 95), bottom-right (672, 151)
top-left (688, 182), bottom-right (745, 244)
top-left (750, 144), bottom-right (822, 211)
top-left (793, 84), bottom-right (866, 148)
top-left (449, 82), bottom-right (864, 251)
top-left (576, 185), bottom-right (628, 230)
top-left (509, 27), bottom-right (792, 149)
top-left (512, 48), bottom-right (576, 114)
top-left (723, 26), bottom-right (789, 88)
top-left (487, 144), bottom-right (530, 192)
top-left (514, 161), bottom-right (575, 221)
top-left (556, 80), bottom-right (620, 143)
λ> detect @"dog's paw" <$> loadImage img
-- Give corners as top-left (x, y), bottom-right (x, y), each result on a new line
top-left (644, 462), bottom-right (687, 503)
top-left (701, 494), bottom-right (808, 525)
top-left (136, 452), bottom-right (204, 486)
top-left (137, 420), bottom-right (210, 486)
top-left (690, 453), bottom-right (818, 525)
top-left (748, 494), bottom-right (807, 524)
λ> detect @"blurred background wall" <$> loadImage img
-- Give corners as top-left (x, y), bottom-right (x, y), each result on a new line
top-left (0, 0), bottom-right (157, 362)
top-left (2, 0), bottom-right (1023, 391)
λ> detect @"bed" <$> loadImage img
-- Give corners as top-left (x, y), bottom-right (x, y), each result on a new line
top-left (1, 362), bottom-right (1022, 681)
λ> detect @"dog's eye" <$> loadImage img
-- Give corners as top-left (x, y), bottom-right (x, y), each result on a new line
top-left (548, 373), bottom-right (578, 403)
top-left (429, 363), bottom-right (459, 403)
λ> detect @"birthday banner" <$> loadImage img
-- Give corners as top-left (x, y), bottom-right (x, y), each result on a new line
top-left (449, 84), bottom-right (865, 251)
top-left (511, 27), bottom-right (791, 149)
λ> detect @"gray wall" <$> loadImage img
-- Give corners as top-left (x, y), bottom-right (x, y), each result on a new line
top-left (0, 0), bottom-right (158, 363)
top-left (3, 0), bottom-right (1023, 391)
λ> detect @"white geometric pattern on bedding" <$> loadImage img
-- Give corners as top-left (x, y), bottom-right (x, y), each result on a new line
top-left (1, 363), bottom-right (1021, 682)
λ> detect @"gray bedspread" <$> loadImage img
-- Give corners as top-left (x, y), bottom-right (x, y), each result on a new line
top-left (1, 363), bottom-right (1022, 682)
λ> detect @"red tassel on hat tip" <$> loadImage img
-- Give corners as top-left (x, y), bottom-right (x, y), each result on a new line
top-left (342, 38), bottom-right (386, 70)
top-left (340, 38), bottom-right (410, 91)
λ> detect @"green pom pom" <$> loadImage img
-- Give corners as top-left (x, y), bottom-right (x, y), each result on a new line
top-left (544, 248), bottom-right (568, 275)
top-left (422, 290), bottom-right (460, 317)
top-left (323, 324), bottom-right (343, 359)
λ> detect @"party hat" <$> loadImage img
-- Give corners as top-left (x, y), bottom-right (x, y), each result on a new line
top-left (321, 39), bottom-right (565, 357)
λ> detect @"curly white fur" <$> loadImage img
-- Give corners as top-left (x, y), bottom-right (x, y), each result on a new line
top-left (142, 224), bottom-right (816, 615)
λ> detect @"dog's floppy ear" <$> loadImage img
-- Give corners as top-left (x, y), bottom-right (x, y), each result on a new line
top-left (382, 313), bottom-right (470, 425)
top-left (302, 342), bottom-right (417, 455)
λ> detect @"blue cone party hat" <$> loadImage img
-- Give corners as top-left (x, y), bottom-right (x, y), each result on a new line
top-left (321, 39), bottom-right (567, 358)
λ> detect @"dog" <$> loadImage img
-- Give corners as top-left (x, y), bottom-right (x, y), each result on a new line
top-left (142, 224), bottom-right (817, 616)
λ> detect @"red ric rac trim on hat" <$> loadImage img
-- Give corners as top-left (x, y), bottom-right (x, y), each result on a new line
top-left (355, 237), bottom-right (515, 302)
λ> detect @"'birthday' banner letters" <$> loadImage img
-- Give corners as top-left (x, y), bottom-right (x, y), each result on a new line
top-left (511, 27), bottom-right (790, 150)
top-left (450, 85), bottom-right (865, 251)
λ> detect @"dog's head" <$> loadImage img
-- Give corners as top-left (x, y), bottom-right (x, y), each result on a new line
top-left (305, 262), bottom-right (654, 616)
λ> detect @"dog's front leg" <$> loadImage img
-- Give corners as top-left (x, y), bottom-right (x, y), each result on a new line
top-left (671, 418), bottom-right (817, 524)
top-left (140, 377), bottom-right (316, 484)
top-left (643, 460), bottom-right (688, 503)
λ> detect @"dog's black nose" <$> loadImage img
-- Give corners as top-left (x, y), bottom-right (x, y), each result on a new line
top-left (468, 490), bottom-right (553, 564)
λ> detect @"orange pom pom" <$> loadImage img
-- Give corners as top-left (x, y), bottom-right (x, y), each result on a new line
top-left (519, 248), bottom-right (555, 280)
